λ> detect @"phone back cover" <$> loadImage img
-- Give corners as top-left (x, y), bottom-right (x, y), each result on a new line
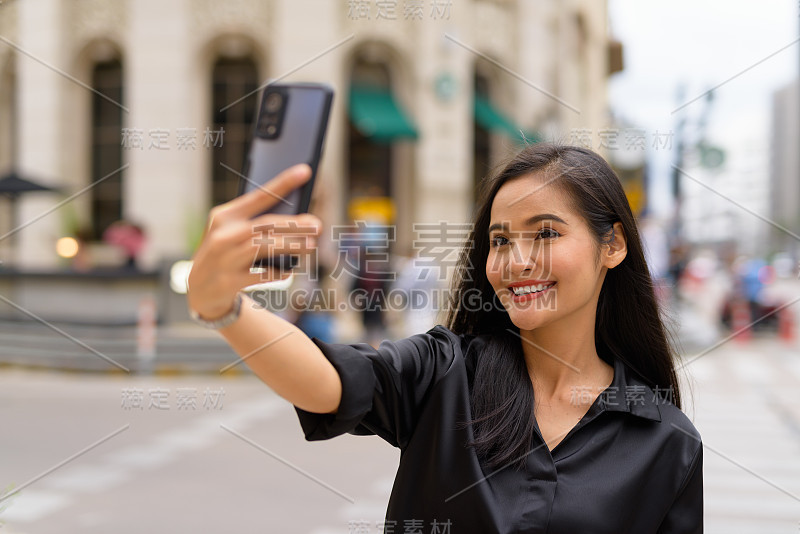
top-left (243, 84), bottom-right (332, 215)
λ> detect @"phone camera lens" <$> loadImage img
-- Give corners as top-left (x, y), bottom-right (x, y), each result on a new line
top-left (265, 92), bottom-right (283, 113)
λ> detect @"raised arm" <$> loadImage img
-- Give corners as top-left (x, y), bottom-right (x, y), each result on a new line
top-left (186, 163), bottom-right (341, 414)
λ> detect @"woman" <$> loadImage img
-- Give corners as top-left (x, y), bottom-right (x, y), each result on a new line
top-left (187, 143), bottom-right (702, 533)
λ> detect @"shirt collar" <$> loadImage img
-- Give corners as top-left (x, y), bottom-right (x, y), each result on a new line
top-left (597, 356), bottom-right (662, 422)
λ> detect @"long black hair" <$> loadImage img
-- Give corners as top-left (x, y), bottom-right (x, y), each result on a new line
top-left (445, 143), bottom-right (683, 471)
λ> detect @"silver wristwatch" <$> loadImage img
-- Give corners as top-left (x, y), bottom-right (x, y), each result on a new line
top-left (189, 293), bottom-right (243, 329)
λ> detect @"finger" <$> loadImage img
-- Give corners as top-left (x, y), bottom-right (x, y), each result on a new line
top-left (198, 219), bottom-right (255, 258)
top-left (233, 163), bottom-right (312, 220)
top-left (239, 266), bottom-right (293, 289)
top-left (220, 233), bottom-right (313, 275)
top-left (204, 197), bottom-right (249, 235)
top-left (251, 233), bottom-right (317, 260)
top-left (250, 213), bottom-right (322, 237)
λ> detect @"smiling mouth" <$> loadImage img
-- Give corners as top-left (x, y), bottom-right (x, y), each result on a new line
top-left (510, 281), bottom-right (556, 296)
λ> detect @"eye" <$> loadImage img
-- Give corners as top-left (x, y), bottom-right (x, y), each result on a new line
top-left (538, 228), bottom-right (560, 239)
top-left (489, 235), bottom-right (509, 248)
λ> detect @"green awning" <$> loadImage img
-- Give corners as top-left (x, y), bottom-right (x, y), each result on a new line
top-left (474, 95), bottom-right (540, 144)
top-left (349, 84), bottom-right (419, 142)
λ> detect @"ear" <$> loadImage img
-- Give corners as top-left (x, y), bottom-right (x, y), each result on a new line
top-left (602, 221), bottom-right (627, 269)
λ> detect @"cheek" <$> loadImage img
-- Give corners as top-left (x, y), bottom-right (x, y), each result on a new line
top-left (553, 249), bottom-right (598, 288)
top-left (485, 253), bottom-right (498, 288)
top-left (485, 251), bottom-right (507, 287)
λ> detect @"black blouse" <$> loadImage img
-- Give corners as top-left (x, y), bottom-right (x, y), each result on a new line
top-left (294, 325), bottom-right (703, 533)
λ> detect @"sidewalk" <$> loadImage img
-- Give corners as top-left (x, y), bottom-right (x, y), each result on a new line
top-left (0, 309), bottom-right (368, 374)
top-left (2, 296), bottom-right (795, 374)
top-left (0, 319), bottom-right (237, 374)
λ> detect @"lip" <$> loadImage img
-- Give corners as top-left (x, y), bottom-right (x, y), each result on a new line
top-left (508, 281), bottom-right (557, 303)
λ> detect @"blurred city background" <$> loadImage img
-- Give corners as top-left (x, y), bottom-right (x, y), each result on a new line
top-left (0, 0), bottom-right (798, 532)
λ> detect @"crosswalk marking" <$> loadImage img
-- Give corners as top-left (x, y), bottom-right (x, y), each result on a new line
top-left (45, 465), bottom-right (131, 493)
top-left (677, 341), bottom-right (800, 530)
top-left (729, 353), bottom-right (775, 383)
top-left (784, 355), bottom-right (800, 381)
top-left (1, 489), bottom-right (71, 523)
top-left (2, 395), bottom-right (285, 525)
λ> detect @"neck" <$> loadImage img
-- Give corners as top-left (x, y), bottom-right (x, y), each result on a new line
top-left (519, 300), bottom-right (611, 402)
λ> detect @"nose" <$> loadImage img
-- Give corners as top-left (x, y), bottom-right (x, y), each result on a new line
top-left (507, 240), bottom-right (537, 278)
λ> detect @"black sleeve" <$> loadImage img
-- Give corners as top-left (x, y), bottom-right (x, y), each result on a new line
top-left (658, 442), bottom-right (704, 533)
top-left (293, 325), bottom-right (460, 449)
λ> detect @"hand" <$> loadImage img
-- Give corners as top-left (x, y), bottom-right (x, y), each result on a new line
top-left (187, 164), bottom-right (322, 320)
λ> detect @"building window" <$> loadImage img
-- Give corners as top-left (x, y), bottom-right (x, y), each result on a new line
top-left (210, 57), bottom-right (258, 207)
top-left (0, 55), bottom-right (14, 171)
top-left (348, 60), bottom-right (393, 200)
top-left (0, 56), bottom-right (15, 253)
top-left (90, 59), bottom-right (124, 241)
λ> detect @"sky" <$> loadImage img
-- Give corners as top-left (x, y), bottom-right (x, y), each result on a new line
top-left (607, 0), bottom-right (799, 217)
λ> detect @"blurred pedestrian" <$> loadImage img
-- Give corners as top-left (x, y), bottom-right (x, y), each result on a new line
top-left (293, 261), bottom-right (335, 343)
top-left (640, 215), bottom-right (671, 306)
top-left (103, 220), bottom-right (146, 269)
top-left (390, 246), bottom-right (445, 339)
top-left (350, 224), bottom-right (391, 347)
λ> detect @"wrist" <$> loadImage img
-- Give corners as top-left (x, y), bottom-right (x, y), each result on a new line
top-left (189, 293), bottom-right (243, 329)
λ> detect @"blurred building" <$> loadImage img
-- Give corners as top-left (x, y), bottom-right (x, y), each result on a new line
top-left (680, 130), bottom-right (771, 259)
top-left (769, 78), bottom-right (800, 260)
top-left (0, 0), bottom-right (620, 322)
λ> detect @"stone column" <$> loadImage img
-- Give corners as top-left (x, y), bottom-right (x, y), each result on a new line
top-left (413, 10), bottom-right (472, 233)
top-left (273, 0), bottom-right (348, 268)
top-left (126, 0), bottom-right (200, 269)
top-left (15, 0), bottom-right (65, 268)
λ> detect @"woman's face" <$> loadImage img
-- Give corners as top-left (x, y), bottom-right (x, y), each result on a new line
top-left (485, 172), bottom-right (614, 332)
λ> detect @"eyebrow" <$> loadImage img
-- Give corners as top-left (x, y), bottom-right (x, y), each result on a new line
top-left (488, 214), bottom-right (568, 233)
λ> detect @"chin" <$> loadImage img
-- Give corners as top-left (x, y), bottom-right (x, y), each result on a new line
top-left (504, 306), bottom-right (553, 331)
top-left (509, 315), bottom-right (547, 332)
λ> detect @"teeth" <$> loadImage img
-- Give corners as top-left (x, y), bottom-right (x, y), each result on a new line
top-left (511, 283), bottom-right (554, 295)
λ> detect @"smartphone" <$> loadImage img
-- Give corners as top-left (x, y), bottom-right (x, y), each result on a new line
top-left (240, 81), bottom-right (334, 270)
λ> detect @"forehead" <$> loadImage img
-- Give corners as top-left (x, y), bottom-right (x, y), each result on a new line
top-left (490, 172), bottom-right (574, 224)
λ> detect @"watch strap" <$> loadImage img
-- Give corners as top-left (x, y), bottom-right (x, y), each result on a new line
top-left (189, 293), bottom-right (243, 329)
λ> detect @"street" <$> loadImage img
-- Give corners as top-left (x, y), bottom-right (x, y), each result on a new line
top-left (0, 335), bottom-right (799, 533)
top-left (0, 369), bottom-right (399, 534)
top-left (684, 335), bottom-right (800, 533)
